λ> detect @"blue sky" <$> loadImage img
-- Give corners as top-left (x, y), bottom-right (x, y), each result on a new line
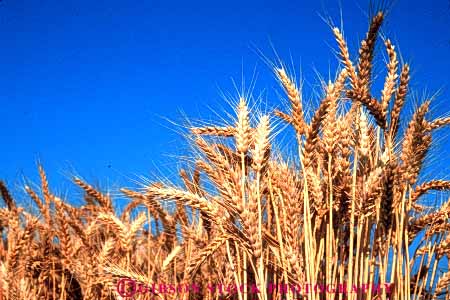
top-left (1, 0), bottom-right (449, 197)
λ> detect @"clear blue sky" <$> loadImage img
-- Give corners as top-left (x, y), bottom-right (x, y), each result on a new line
top-left (1, 0), bottom-right (449, 196)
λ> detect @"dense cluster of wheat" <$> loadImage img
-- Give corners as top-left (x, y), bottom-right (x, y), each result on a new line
top-left (1, 10), bottom-right (450, 300)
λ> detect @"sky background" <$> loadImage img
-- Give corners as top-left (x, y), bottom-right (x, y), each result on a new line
top-left (1, 0), bottom-right (450, 202)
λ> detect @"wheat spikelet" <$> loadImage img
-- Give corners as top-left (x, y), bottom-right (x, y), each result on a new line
top-left (426, 116), bottom-right (450, 130)
top-left (275, 68), bottom-right (306, 135)
top-left (73, 177), bottom-right (112, 211)
top-left (191, 125), bottom-right (235, 137)
top-left (356, 12), bottom-right (384, 103)
top-left (235, 97), bottom-right (252, 153)
top-left (186, 234), bottom-right (229, 276)
top-left (381, 39), bottom-right (399, 118)
top-left (410, 180), bottom-right (450, 202)
top-left (252, 115), bottom-right (270, 173)
top-left (0, 182), bottom-right (15, 212)
top-left (333, 27), bottom-right (358, 88)
top-left (389, 64), bottom-right (410, 138)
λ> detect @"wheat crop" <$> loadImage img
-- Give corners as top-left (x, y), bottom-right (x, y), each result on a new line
top-left (0, 10), bottom-right (449, 300)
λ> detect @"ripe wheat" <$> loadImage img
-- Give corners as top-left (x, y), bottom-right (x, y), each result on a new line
top-left (0, 10), bottom-right (449, 300)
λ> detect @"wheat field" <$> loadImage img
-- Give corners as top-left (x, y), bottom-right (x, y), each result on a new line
top-left (0, 10), bottom-right (450, 300)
